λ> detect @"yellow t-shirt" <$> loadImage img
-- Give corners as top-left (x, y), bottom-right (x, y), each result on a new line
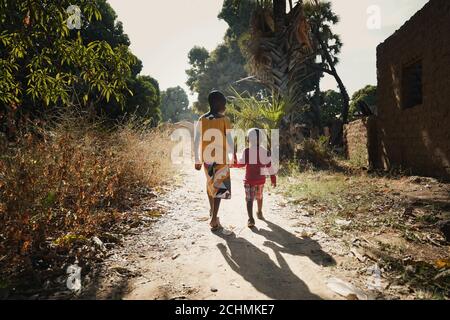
top-left (198, 116), bottom-right (232, 165)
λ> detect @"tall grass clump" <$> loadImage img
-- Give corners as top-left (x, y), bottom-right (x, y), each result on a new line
top-left (0, 112), bottom-right (173, 287)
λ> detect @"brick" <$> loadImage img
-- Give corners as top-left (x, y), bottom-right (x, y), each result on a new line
top-left (374, 0), bottom-right (450, 179)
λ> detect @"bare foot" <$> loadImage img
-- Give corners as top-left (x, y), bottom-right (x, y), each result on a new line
top-left (247, 218), bottom-right (255, 228)
top-left (210, 217), bottom-right (222, 231)
top-left (257, 211), bottom-right (264, 220)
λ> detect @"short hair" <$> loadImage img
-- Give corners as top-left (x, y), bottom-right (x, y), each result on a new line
top-left (208, 90), bottom-right (227, 112)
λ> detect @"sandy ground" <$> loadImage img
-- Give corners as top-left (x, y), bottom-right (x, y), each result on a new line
top-left (84, 165), bottom-right (354, 300)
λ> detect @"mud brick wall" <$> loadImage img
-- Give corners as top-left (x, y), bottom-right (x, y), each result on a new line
top-left (375, 0), bottom-right (450, 179)
top-left (344, 117), bottom-right (377, 168)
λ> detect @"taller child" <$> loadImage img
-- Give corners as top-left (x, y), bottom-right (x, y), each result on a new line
top-left (194, 91), bottom-right (235, 231)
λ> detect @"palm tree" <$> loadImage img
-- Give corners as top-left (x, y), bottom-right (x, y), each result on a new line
top-left (246, 0), bottom-right (317, 105)
top-left (242, 0), bottom-right (318, 155)
top-left (245, 0), bottom-right (350, 124)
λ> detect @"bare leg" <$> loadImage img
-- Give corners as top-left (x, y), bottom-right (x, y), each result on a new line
top-left (210, 198), bottom-right (221, 228)
top-left (257, 199), bottom-right (263, 213)
top-left (208, 194), bottom-right (213, 216)
top-left (247, 200), bottom-right (255, 227)
top-left (257, 198), bottom-right (264, 219)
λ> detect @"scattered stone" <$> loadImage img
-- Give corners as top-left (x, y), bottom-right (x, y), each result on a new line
top-left (335, 219), bottom-right (352, 227)
top-left (326, 277), bottom-right (368, 300)
top-left (92, 236), bottom-right (106, 251)
top-left (172, 253), bottom-right (180, 260)
top-left (350, 247), bottom-right (366, 262)
top-left (299, 230), bottom-right (315, 238)
top-left (210, 287), bottom-right (218, 293)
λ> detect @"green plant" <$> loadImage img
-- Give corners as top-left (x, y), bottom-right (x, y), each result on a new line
top-left (0, 1), bottom-right (135, 108)
top-left (227, 89), bottom-right (290, 130)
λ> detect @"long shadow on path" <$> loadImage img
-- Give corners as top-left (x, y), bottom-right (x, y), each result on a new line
top-left (214, 220), bottom-right (335, 300)
top-left (253, 220), bottom-right (336, 267)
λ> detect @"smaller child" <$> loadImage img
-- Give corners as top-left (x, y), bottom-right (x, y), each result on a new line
top-left (233, 128), bottom-right (277, 228)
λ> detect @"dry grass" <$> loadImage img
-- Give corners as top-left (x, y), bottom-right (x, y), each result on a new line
top-left (279, 167), bottom-right (450, 299)
top-left (0, 114), bottom-right (173, 288)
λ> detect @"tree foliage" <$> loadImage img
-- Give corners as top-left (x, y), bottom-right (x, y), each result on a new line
top-left (0, 1), bottom-right (133, 108)
top-left (320, 89), bottom-right (343, 125)
top-left (79, 0), bottom-right (130, 48)
top-left (0, 0), bottom-right (161, 129)
top-left (218, 0), bottom-right (255, 39)
top-left (161, 86), bottom-right (193, 123)
top-left (349, 85), bottom-right (377, 120)
top-left (244, 0), bottom-right (316, 103)
top-left (186, 0), bottom-right (265, 114)
top-left (227, 89), bottom-right (290, 131)
top-left (105, 75), bottom-right (161, 125)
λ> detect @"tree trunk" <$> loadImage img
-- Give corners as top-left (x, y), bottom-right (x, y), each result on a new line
top-left (273, 0), bottom-right (287, 32)
top-left (313, 27), bottom-right (351, 124)
top-left (312, 84), bottom-right (323, 135)
top-left (330, 68), bottom-right (350, 124)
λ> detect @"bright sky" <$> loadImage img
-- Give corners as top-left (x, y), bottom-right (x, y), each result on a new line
top-left (108, 0), bottom-right (429, 105)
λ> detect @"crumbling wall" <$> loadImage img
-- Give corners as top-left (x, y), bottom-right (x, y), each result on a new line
top-left (375, 0), bottom-right (450, 179)
top-left (344, 117), bottom-right (377, 168)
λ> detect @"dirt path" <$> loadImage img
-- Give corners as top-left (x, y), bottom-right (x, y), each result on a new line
top-left (87, 166), bottom-right (360, 300)
top-left (127, 166), bottom-right (346, 300)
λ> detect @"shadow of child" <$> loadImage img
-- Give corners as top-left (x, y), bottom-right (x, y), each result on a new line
top-left (215, 232), bottom-right (322, 300)
top-left (252, 220), bottom-right (336, 267)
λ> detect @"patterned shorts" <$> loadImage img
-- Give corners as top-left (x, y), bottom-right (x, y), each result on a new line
top-left (244, 184), bottom-right (264, 202)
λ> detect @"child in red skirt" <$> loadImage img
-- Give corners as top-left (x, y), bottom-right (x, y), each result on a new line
top-left (232, 128), bottom-right (277, 228)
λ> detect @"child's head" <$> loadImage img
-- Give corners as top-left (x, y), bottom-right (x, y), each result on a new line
top-left (208, 90), bottom-right (227, 115)
top-left (247, 128), bottom-right (260, 147)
